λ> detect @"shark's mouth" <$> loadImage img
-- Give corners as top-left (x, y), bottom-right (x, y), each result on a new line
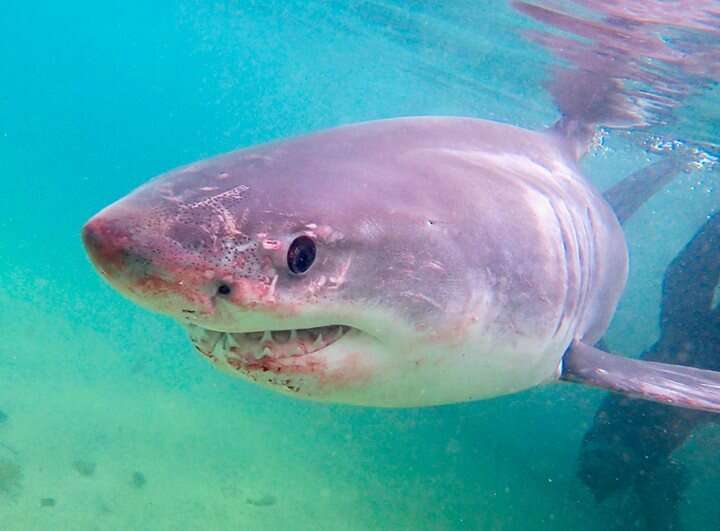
top-left (187, 323), bottom-right (353, 363)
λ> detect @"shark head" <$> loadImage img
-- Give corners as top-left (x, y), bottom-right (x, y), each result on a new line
top-left (82, 120), bottom-right (515, 406)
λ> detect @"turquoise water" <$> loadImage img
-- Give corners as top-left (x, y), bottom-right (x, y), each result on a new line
top-left (1, 1), bottom-right (719, 529)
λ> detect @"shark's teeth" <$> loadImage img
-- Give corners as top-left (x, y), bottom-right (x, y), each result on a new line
top-left (187, 327), bottom-right (225, 358)
top-left (187, 324), bottom-right (351, 364)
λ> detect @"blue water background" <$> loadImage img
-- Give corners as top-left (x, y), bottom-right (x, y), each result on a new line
top-left (0, 1), bottom-right (718, 529)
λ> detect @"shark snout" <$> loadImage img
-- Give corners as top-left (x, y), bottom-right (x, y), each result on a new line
top-left (82, 216), bottom-right (149, 278)
top-left (82, 213), bottom-right (217, 316)
top-left (82, 214), bottom-right (163, 303)
top-left (84, 217), bottom-right (129, 273)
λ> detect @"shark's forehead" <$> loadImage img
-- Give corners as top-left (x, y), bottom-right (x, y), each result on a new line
top-left (121, 116), bottom-right (569, 220)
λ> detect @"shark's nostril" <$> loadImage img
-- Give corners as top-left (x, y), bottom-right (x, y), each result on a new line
top-left (217, 283), bottom-right (232, 296)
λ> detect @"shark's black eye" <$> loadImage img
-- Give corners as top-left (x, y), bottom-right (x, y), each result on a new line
top-left (287, 236), bottom-right (316, 275)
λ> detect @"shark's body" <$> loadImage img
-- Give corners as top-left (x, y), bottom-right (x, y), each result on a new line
top-left (83, 116), bottom-right (634, 407)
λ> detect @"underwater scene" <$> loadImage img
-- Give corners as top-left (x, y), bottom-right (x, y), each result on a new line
top-left (1, 1), bottom-right (719, 529)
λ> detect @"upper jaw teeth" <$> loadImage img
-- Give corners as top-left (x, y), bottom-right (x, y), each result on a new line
top-left (190, 324), bottom-right (351, 361)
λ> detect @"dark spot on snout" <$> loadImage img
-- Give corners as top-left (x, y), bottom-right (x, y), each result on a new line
top-left (217, 283), bottom-right (232, 296)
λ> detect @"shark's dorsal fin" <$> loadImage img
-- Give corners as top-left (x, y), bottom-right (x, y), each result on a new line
top-left (514, 1), bottom-right (720, 160)
top-left (561, 341), bottom-right (720, 414)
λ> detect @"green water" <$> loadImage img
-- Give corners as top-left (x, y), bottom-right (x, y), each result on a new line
top-left (1, 1), bottom-right (719, 529)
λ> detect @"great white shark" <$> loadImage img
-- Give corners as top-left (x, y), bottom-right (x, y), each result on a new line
top-left (81, 115), bottom-right (720, 412)
top-left (81, 0), bottom-right (720, 413)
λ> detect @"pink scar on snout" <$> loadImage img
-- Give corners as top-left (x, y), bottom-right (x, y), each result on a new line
top-left (262, 239), bottom-right (282, 251)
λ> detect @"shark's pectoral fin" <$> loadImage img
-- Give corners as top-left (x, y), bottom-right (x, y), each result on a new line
top-left (560, 341), bottom-right (720, 413)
